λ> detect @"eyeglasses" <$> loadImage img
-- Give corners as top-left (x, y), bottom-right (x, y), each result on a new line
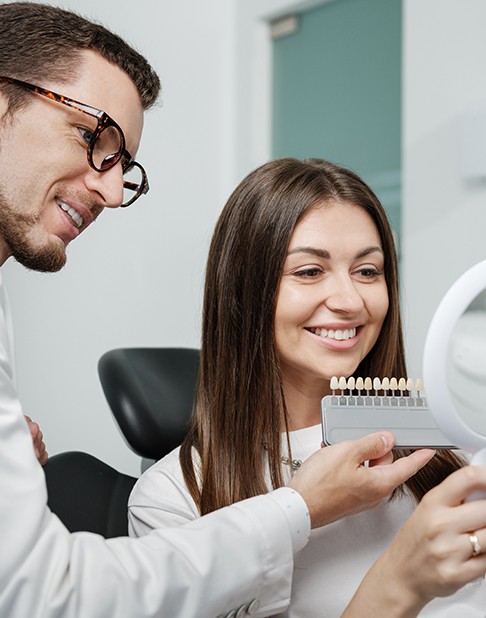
top-left (0, 75), bottom-right (149, 207)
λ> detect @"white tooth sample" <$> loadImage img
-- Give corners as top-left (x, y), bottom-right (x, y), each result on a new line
top-left (347, 376), bottom-right (356, 390)
top-left (390, 377), bottom-right (398, 391)
top-left (373, 377), bottom-right (381, 391)
top-left (398, 377), bottom-right (407, 392)
top-left (330, 376), bottom-right (339, 391)
top-left (415, 378), bottom-right (424, 393)
top-left (338, 376), bottom-right (347, 391)
top-left (355, 377), bottom-right (364, 390)
top-left (406, 378), bottom-right (414, 392)
top-left (381, 377), bottom-right (390, 391)
top-left (364, 377), bottom-right (372, 391)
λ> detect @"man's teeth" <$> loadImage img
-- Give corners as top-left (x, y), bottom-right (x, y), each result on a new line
top-left (58, 201), bottom-right (84, 228)
top-left (310, 327), bottom-right (357, 341)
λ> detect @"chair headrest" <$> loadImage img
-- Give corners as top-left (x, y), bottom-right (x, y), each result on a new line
top-left (98, 347), bottom-right (199, 460)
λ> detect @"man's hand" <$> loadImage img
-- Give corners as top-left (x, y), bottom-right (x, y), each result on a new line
top-left (288, 431), bottom-right (435, 529)
top-left (24, 415), bottom-right (48, 466)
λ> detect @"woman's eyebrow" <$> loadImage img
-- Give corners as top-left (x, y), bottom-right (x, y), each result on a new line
top-left (287, 246), bottom-right (330, 258)
top-left (355, 246), bottom-right (384, 259)
top-left (287, 246), bottom-right (383, 259)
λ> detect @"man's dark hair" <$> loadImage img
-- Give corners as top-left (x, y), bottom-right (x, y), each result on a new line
top-left (0, 2), bottom-right (160, 112)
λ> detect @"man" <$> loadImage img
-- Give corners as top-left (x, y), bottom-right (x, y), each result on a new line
top-left (0, 3), bottom-right (434, 617)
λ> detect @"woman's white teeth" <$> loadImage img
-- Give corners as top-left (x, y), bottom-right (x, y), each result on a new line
top-left (312, 327), bottom-right (357, 340)
top-left (58, 201), bottom-right (83, 228)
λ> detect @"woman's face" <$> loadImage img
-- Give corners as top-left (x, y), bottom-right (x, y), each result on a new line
top-left (274, 200), bottom-right (389, 392)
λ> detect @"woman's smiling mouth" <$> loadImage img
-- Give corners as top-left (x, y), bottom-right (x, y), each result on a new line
top-left (306, 326), bottom-right (358, 341)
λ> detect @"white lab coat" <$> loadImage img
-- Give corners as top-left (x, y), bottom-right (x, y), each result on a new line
top-left (0, 275), bottom-right (304, 618)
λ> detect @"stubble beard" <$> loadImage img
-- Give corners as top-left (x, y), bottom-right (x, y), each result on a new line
top-left (0, 190), bottom-right (67, 273)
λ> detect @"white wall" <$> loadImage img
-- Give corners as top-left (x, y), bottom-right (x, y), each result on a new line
top-left (402, 0), bottom-right (486, 377)
top-left (5, 0), bottom-right (486, 477)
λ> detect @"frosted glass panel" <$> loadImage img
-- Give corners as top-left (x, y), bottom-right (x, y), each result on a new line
top-left (272, 0), bottom-right (402, 238)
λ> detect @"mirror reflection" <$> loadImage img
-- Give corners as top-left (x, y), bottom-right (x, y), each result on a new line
top-left (448, 288), bottom-right (486, 436)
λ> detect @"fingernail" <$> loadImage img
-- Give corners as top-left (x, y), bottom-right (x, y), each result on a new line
top-left (380, 433), bottom-right (391, 449)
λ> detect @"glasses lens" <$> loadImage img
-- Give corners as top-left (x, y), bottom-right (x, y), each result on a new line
top-left (91, 125), bottom-right (123, 171)
top-left (122, 162), bottom-right (144, 207)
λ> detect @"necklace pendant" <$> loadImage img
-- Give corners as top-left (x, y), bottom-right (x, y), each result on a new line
top-left (281, 455), bottom-right (302, 471)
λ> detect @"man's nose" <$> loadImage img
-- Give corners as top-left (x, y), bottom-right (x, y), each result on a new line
top-left (84, 164), bottom-right (124, 209)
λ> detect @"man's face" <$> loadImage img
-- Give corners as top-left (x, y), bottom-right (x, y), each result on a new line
top-left (0, 50), bottom-right (144, 272)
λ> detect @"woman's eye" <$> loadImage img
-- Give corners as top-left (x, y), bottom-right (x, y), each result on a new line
top-left (293, 267), bottom-right (323, 279)
top-left (355, 267), bottom-right (383, 280)
top-left (78, 127), bottom-right (93, 144)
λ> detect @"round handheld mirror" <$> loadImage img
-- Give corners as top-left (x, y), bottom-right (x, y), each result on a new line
top-left (423, 259), bottom-right (486, 478)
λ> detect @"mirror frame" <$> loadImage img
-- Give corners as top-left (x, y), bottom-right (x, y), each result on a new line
top-left (423, 259), bottom-right (486, 453)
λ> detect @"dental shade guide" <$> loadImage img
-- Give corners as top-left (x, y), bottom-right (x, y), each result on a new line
top-left (322, 376), bottom-right (456, 449)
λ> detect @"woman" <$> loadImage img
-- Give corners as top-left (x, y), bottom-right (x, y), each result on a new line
top-left (129, 158), bottom-right (486, 616)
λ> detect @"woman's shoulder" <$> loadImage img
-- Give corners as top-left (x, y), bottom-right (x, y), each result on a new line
top-left (131, 445), bottom-right (198, 498)
top-left (128, 446), bottom-right (201, 536)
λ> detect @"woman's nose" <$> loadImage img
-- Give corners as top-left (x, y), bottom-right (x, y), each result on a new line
top-left (324, 275), bottom-right (365, 314)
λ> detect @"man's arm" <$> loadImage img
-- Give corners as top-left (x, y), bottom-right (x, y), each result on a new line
top-left (0, 355), bottom-right (301, 618)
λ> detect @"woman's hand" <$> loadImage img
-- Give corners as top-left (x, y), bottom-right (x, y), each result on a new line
top-left (287, 431), bottom-right (435, 528)
top-left (342, 464), bottom-right (486, 618)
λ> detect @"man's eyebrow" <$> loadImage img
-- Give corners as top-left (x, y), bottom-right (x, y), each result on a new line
top-left (287, 246), bottom-right (384, 259)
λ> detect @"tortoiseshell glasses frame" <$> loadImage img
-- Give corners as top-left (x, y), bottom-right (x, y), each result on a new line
top-left (0, 75), bottom-right (149, 207)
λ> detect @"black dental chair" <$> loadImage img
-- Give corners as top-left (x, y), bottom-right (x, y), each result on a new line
top-left (44, 347), bottom-right (199, 538)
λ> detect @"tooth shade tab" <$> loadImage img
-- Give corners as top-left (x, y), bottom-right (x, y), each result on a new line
top-left (327, 376), bottom-right (425, 398)
top-left (323, 376), bottom-right (427, 406)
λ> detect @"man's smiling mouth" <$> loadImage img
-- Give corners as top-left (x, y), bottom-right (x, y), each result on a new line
top-left (57, 199), bottom-right (84, 229)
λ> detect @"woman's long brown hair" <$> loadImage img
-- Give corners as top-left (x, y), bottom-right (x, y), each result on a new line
top-left (180, 158), bottom-right (464, 515)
